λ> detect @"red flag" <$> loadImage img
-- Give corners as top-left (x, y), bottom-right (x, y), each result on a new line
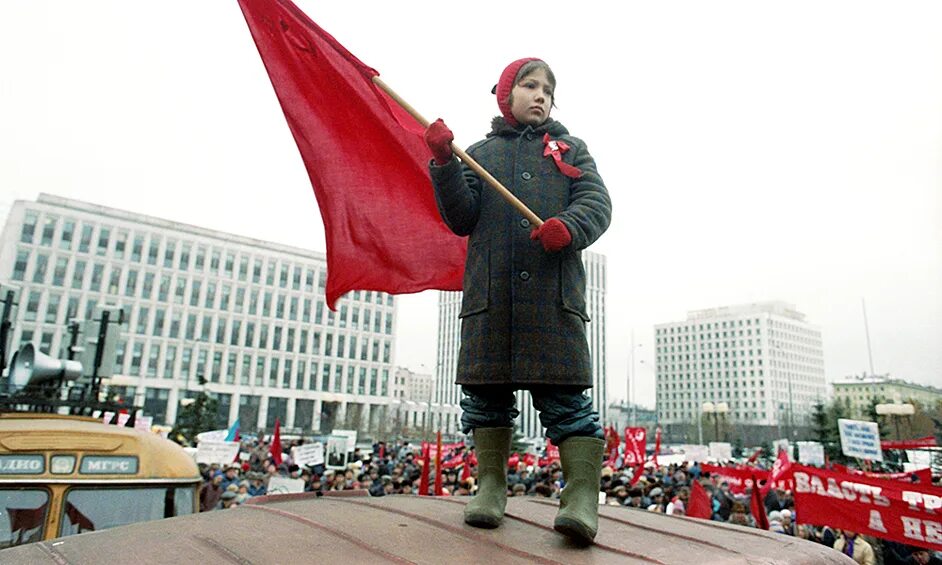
top-left (653, 426), bottom-right (661, 467)
top-left (746, 447), bottom-right (763, 464)
top-left (750, 475), bottom-right (769, 530)
top-left (418, 442), bottom-right (430, 496)
top-left (762, 448), bottom-right (792, 495)
top-left (687, 481), bottom-right (713, 519)
top-left (433, 431), bottom-right (444, 496)
top-left (238, 0), bottom-right (466, 309)
top-left (270, 418), bottom-right (283, 466)
top-left (508, 453), bottom-right (520, 470)
top-left (460, 454), bottom-right (472, 482)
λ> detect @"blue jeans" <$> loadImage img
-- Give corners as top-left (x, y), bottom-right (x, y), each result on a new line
top-left (460, 385), bottom-right (603, 444)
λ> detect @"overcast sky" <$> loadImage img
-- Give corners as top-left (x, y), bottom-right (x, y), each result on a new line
top-left (1, 1), bottom-right (940, 408)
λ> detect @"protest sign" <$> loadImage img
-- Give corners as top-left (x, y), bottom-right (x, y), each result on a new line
top-left (195, 440), bottom-right (240, 465)
top-left (325, 436), bottom-right (348, 470)
top-left (134, 415), bottom-right (153, 432)
top-left (709, 442), bottom-right (732, 461)
top-left (797, 441), bottom-right (825, 466)
top-left (791, 463), bottom-right (942, 551)
top-left (267, 476), bottom-right (305, 495)
top-left (838, 419), bottom-right (883, 461)
top-left (331, 429), bottom-right (358, 453)
top-left (683, 444), bottom-right (709, 463)
top-left (196, 429), bottom-right (229, 444)
top-left (292, 442), bottom-right (325, 467)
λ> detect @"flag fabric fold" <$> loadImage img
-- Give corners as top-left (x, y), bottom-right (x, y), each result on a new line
top-left (224, 418), bottom-right (241, 442)
top-left (270, 418), bottom-right (283, 466)
top-left (238, 0), bottom-right (466, 308)
top-left (687, 481), bottom-right (713, 519)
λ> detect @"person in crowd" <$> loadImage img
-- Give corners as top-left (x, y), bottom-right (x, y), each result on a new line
top-left (727, 502), bottom-right (755, 528)
top-left (247, 472), bottom-right (267, 497)
top-left (833, 531), bottom-right (877, 565)
top-left (906, 548), bottom-right (942, 565)
top-left (647, 487), bottom-right (665, 512)
top-left (423, 56), bottom-right (611, 545)
top-left (779, 508), bottom-right (795, 536)
top-left (767, 511), bottom-right (785, 534)
top-left (219, 463), bottom-right (241, 491)
top-left (235, 481), bottom-right (251, 505)
top-left (666, 487), bottom-right (688, 516)
top-left (199, 473), bottom-right (224, 512)
top-left (219, 489), bottom-right (239, 510)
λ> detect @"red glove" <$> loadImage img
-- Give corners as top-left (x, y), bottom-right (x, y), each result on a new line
top-left (530, 218), bottom-right (572, 252)
top-left (424, 118), bottom-right (454, 165)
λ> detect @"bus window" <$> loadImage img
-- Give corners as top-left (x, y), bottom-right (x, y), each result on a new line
top-left (60, 487), bottom-right (195, 537)
top-left (0, 489), bottom-right (49, 548)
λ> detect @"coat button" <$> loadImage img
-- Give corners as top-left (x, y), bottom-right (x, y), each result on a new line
top-left (520, 218), bottom-right (530, 228)
top-left (519, 271), bottom-right (530, 281)
top-left (521, 171), bottom-right (532, 180)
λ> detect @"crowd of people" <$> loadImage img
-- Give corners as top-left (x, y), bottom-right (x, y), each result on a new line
top-left (197, 436), bottom-right (941, 564)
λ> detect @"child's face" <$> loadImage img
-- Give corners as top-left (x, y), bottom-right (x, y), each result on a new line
top-left (510, 68), bottom-right (553, 127)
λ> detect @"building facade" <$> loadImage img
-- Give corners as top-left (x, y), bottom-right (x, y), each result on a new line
top-left (833, 374), bottom-right (942, 418)
top-left (434, 251), bottom-right (608, 440)
top-left (655, 301), bottom-right (826, 443)
top-left (0, 194), bottom-right (398, 436)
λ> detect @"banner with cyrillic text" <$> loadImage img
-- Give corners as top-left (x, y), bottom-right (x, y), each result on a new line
top-left (791, 464), bottom-right (942, 551)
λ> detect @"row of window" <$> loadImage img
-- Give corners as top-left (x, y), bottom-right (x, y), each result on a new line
top-left (12, 249), bottom-right (393, 332)
top-left (19, 211), bottom-right (396, 304)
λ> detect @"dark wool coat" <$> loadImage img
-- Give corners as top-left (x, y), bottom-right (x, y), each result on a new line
top-left (430, 117), bottom-right (611, 388)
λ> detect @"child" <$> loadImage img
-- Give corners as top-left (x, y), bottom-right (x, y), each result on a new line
top-left (424, 57), bottom-right (612, 544)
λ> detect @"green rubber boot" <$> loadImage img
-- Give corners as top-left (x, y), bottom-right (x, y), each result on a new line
top-left (464, 427), bottom-right (512, 528)
top-left (554, 436), bottom-right (605, 544)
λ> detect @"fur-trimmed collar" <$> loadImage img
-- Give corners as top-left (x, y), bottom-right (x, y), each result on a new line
top-left (487, 116), bottom-right (570, 138)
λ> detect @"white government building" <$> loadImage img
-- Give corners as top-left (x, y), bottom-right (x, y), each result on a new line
top-left (655, 301), bottom-right (827, 439)
top-left (434, 252), bottom-right (608, 440)
top-left (0, 194), bottom-right (398, 435)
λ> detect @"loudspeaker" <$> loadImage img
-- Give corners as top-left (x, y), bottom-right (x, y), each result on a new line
top-left (8, 343), bottom-right (83, 393)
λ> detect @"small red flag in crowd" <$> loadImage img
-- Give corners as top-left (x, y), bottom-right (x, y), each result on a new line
top-left (686, 481), bottom-right (713, 519)
top-left (270, 418), bottom-right (283, 466)
top-left (433, 431), bottom-right (444, 496)
top-left (237, 0), bottom-right (466, 309)
top-left (750, 475), bottom-right (769, 530)
top-left (418, 443), bottom-right (431, 496)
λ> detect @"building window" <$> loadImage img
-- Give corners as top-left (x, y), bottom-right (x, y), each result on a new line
top-left (78, 224), bottom-right (93, 253)
top-left (147, 239), bottom-right (159, 265)
top-left (240, 355), bottom-right (251, 386)
top-left (253, 258), bottom-right (262, 283)
top-left (179, 243), bottom-right (191, 270)
top-left (279, 265), bottom-right (288, 288)
top-left (90, 263), bottom-right (105, 292)
top-left (114, 230), bottom-right (128, 259)
top-left (32, 252), bottom-right (49, 284)
top-left (225, 253), bottom-right (234, 277)
top-left (226, 352), bottom-right (237, 385)
top-left (211, 351), bottom-right (222, 383)
top-left (238, 256), bottom-right (248, 281)
top-left (45, 293), bottom-right (61, 324)
top-left (40, 216), bottom-right (57, 246)
top-left (97, 227), bottom-right (110, 256)
top-left (164, 345), bottom-right (177, 379)
top-left (13, 250), bottom-right (29, 281)
top-left (21, 211), bottom-right (38, 243)
top-left (125, 268), bottom-right (138, 297)
top-left (195, 246), bottom-right (206, 270)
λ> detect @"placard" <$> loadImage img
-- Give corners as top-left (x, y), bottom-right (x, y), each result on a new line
top-left (325, 436), bottom-right (349, 470)
top-left (709, 442), bottom-right (732, 461)
top-left (331, 429), bottom-right (357, 453)
top-left (797, 441), bottom-right (825, 466)
top-left (838, 419), bottom-right (883, 461)
top-left (195, 440), bottom-right (240, 465)
top-left (267, 476), bottom-right (305, 495)
top-left (292, 442), bottom-right (325, 467)
top-left (683, 444), bottom-right (709, 463)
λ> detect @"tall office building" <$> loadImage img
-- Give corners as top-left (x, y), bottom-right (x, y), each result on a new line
top-left (434, 251), bottom-right (608, 440)
top-left (0, 194), bottom-right (398, 435)
top-left (655, 301), bottom-right (826, 442)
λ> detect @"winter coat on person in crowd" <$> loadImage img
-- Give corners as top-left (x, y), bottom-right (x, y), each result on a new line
top-left (834, 533), bottom-right (877, 565)
top-left (429, 116), bottom-right (611, 388)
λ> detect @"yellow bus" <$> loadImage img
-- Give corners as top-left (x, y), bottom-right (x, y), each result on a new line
top-left (0, 412), bottom-right (200, 548)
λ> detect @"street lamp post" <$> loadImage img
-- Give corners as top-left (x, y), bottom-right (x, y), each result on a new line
top-left (875, 402), bottom-right (915, 440)
top-left (702, 401), bottom-right (729, 443)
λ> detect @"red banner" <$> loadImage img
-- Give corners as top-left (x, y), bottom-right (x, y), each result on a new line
top-left (833, 464), bottom-right (933, 485)
top-left (881, 437), bottom-right (938, 450)
top-left (702, 464), bottom-right (765, 494)
top-left (792, 464), bottom-right (942, 551)
top-left (623, 427), bottom-right (647, 467)
top-left (539, 439), bottom-right (560, 467)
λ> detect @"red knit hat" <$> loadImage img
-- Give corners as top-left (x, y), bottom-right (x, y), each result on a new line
top-left (493, 57), bottom-right (542, 127)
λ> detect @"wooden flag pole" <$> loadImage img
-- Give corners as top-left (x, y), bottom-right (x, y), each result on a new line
top-left (372, 76), bottom-right (544, 227)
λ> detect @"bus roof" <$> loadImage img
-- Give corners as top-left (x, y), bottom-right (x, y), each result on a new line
top-left (0, 413), bottom-right (199, 481)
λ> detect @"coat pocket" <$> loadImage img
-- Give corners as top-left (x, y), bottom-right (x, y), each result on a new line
top-left (559, 252), bottom-right (590, 323)
top-left (459, 241), bottom-right (489, 318)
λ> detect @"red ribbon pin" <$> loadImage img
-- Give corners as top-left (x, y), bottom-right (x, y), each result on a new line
top-left (542, 133), bottom-right (583, 179)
